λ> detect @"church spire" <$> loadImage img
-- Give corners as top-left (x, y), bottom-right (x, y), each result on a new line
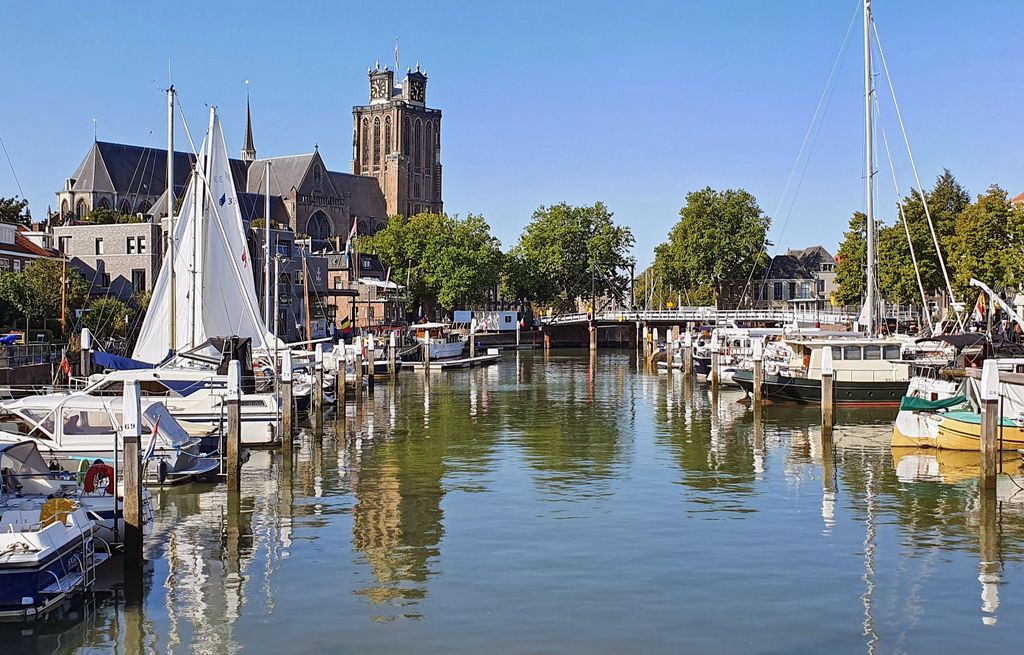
top-left (241, 82), bottom-right (256, 162)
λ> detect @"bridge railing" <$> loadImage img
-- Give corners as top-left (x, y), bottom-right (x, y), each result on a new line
top-left (540, 308), bottom-right (857, 326)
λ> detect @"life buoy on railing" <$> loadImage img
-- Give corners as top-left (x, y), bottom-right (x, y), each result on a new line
top-left (83, 462), bottom-right (115, 495)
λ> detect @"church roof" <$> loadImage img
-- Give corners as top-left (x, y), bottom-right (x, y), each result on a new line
top-left (236, 192), bottom-right (290, 225)
top-left (70, 142), bottom-right (194, 198)
top-left (246, 154), bottom-right (316, 196)
top-left (328, 172), bottom-right (386, 218)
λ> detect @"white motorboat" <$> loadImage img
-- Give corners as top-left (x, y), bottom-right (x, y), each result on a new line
top-left (0, 440), bottom-right (153, 546)
top-left (80, 368), bottom-right (280, 446)
top-left (409, 322), bottom-right (467, 360)
top-left (0, 394), bottom-right (218, 484)
top-left (0, 492), bottom-right (107, 619)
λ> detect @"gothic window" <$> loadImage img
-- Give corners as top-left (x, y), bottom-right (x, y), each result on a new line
top-left (98, 198), bottom-right (110, 210)
top-left (414, 181), bottom-right (420, 198)
top-left (137, 200), bottom-right (151, 215)
top-left (384, 116), bottom-right (392, 155)
top-left (402, 116), bottom-right (410, 155)
top-left (61, 200), bottom-right (69, 218)
top-left (425, 122), bottom-right (433, 174)
top-left (372, 117), bottom-right (381, 166)
top-left (306, 210), bottom-right (332, 240)
top-left (361, 118), bottom-right (369, 167)
top-left (413, 119), bottom-right (422, 171)
top-left (75, 198), bottom-right (88, 218)
top-left (119, 199), bottom-right (131, 215)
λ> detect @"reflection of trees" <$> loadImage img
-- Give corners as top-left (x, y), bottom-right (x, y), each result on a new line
top-left (499, 351), bottom-right (632, 497)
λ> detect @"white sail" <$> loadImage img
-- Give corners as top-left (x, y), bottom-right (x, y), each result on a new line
top-left (134, 109), bottom-right (276, 363)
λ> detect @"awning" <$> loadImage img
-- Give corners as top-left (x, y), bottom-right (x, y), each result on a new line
top-left (357, 277), bottom-right (402, 290)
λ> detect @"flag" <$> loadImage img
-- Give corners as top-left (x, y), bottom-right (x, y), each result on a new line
top-left (343, 220), bottom-right (358, 256)
top-left (142, 415), bottom-right (160, 464)
top-left (972, 292), bottom-right (987, 323)
top-left (59, 352), bottom-right (71, 380)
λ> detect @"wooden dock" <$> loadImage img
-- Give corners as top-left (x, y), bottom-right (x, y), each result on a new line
top-left (407, 349), bottom-right (502, 371)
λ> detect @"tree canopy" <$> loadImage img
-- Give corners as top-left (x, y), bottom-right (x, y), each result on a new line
top-left (502, 202), bottom-right (634, 311)
top-left (653, 187), bottom-right (770, 305)
top-left (367, 211), bottom-right (503, 314)
top-left (0, 258), bottom-right (89, 331)
top-left (833, 212), bottom-right (867, 307)
top-left (0, 196), bottom-right (30, 226)
top-left (82, 208), bottom-right (142, 225)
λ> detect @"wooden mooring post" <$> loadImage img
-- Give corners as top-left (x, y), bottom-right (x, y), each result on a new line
top-left (642, 325), bottom-right (649, 359)
top-left (683, 330), bottom-right (693, 378)
top-left (820, 346), bottom-right (834, 438)
top-left (280, 350), bottom-right (293, 450)
top-left (355, 338), bottom-right (365, 391)
top-left (80, 327), bottom-right (93, 378)
top-left (388, 331), bottom-right (397, 377)
top-left (709, 330), bottom-right (720, 390)
top-left (752, 338), bottom-right (763, 405)
top-left (589, 321), bottom-right (597, 352)
top-left (226, 360), bottom-right (242, 491)
top-left (313, 344), bottom-right (325, 417)
top-left (980, 360), bottom-right (999, 491)
top-left (422, 335), bottom-right (430, 376)
top-left (470, 318), bottom-right (477, 359)
top-left (121, 380), bottom-right (143, 571)
top-left (367, 335), bottom-right (375, 396)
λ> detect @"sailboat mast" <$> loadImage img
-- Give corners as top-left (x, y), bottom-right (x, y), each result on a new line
top-left (263, 161), bottom-right (272, 328)
top-left (167, 85), bottom-right (177, 352)
top-left (303, 253), bottom-right (312, 342)
top-left (863, 0), bottom-right (877, 336)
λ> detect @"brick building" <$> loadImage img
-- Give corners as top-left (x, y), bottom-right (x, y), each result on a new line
top-left (52, 222), bottom-right (163, 300)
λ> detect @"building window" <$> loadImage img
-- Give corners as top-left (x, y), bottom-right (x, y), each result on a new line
top-left (425, 122), bottom-right (433, 177)
top-left (788, 282), bottom-right (796, 299)
top-left (403, 116), bottom-right (410, 155)
top-left (120, 199), bottom-right (132, 214)
top-left (95, 238), bottom-right (104, 255)
top-left (361, 119), bottom-right (369, 167)
top-left (58, 236), bottom-right (70, 253)
top-left (131, 269), bottom-right (146, 292)
top-left (372, 117), bottom-right (381, 166)
top-left (127, 237), bottom-right (136, 254)
top-left (98, 198), bottom-right (110, 210)
top-left (816, 279), bottom-right (825, 293)
top-left (12, 260), bottom-right (20, 273)
top-left (0, 258), bottom-right (8, 272)
top-left (384, 116), bottom-right (392, 153)
top-left (773, 282), bottom-right (783, 301)
top-left (413, 119), bottom-right (422, 170)
top-left (76, 199), bottom-right (88, 218)
top-left (138, 236), bottom-right (147, 254)
top-left (277, 242), bottom-right (291, 257)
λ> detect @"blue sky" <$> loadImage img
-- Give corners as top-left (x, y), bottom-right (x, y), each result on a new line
top-left (2, 1), bottom-right (1022, 268)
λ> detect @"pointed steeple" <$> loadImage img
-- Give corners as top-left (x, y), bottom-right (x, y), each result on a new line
top-left (241, 84), bottom-right (256, 162)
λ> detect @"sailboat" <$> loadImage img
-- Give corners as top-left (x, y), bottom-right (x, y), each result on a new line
top-left (733, 0), bottom-right (911, 405)
top-left (86, 99), bottom-right (283, 445)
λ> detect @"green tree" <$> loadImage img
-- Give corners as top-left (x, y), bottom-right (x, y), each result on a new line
top-left (654, 187), bottom-right (769, 305)
top-left (0, 196), bottom-right (30, 226)
top-left (83, 207), bottom-right (141, 225)
top-left (501, 202), bottom-right (634, 311)
top-left (947, 185), bottom-right (1013, 299)
top-left (368, 211), bottom-right (504, 314)
top-left (0, 259), bottom-right (89, 332)
top-left (81, 297), bottom-right (133, 341)
top-left (833, 212), bottom-right (867, 307)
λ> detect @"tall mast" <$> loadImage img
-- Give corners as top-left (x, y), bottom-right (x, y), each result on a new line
top-left (167, 85), bottom-right (177, 352)
top-left (303, 252), bottom-right (312, 342)
top-left (863, 0), bottom-right (877, 336)
top-left (263, 161), bottom-right (272, 327)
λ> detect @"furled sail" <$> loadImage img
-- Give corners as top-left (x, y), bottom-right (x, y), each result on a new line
top-left (134, 108), bottom-right (276, 363)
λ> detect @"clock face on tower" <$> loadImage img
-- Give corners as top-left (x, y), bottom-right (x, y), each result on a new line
top-left (371, 78), bottom-right (388, 99)
top-left (410, 80), bottom-right (425, 102)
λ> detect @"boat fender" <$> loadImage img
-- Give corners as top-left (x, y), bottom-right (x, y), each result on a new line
top-left (83, 462), bottom-right (115, 495)
top-left (157, 459), bottom-right (168, 484)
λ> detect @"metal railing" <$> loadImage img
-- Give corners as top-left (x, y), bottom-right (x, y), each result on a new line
top-left (540, 308), bottom-right (856, 326)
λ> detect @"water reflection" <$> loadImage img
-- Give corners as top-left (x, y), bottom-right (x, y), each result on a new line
top-left (16, 350), bottom-right (1024, 653)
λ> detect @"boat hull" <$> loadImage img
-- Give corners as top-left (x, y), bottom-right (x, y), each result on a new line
top-left (935, 412), bottom-right (1024, 451)
top-left (733, 370), bottom-right (908, 405)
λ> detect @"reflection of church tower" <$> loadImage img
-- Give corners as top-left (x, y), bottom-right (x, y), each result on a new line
top-left (241, 93), bottom-right (256, 162)
top-left (352, 61), bottom-right (442, 218)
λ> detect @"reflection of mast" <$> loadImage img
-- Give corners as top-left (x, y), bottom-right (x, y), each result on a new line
top-left (978, 486), bottom-right (1001, 625)
top-left (861, 464), bottom-right (878, 655)
top-left (752, 405), bottom-right (764, 478)
top-left (820, 426), bottom-right (835, 531)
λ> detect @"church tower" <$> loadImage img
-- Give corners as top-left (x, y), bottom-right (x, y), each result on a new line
top-left (352, 61), bottom-right (442, 217)
top-left (241, 94), bottom-right (257, 162)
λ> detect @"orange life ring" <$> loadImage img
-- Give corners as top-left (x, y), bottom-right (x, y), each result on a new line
top-left (84, 462), bottom-right (115, 495)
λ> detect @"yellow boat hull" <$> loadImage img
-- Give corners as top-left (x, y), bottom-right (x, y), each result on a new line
top-left (935, 414), bottom-right (1024, 451)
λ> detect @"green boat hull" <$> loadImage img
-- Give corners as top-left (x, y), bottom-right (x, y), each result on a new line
top-left (732, 370), bottom-right (908, 405)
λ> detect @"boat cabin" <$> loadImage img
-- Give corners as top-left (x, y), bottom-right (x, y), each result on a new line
top-left (783, 338), bottom-right (909, 382)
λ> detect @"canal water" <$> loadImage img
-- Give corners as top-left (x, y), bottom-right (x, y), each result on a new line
top-left (6, 349), bottom-right (1024, 654)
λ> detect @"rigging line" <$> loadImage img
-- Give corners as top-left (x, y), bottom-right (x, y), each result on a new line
top-left (871, 21), bottom-right (956, 308)
top-left (0, 133), bottom-right (25, 199)
top-left (739, 0), bottom-right (861, 307)
top-left (876, 103), bottom-right (931, 334)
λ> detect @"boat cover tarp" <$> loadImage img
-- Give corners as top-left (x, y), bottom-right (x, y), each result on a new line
top-left (92, 351), bottom-right (154, 371)
top-left (943, 410), bottom-right (1023, 428)
top-left (899, 394), bottom-right (967, 412)
top-left (914, 333), bottom-right (986, 349)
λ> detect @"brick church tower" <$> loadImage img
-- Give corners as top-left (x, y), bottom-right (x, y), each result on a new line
top-left (352, 62), bottom-right (442, 218)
